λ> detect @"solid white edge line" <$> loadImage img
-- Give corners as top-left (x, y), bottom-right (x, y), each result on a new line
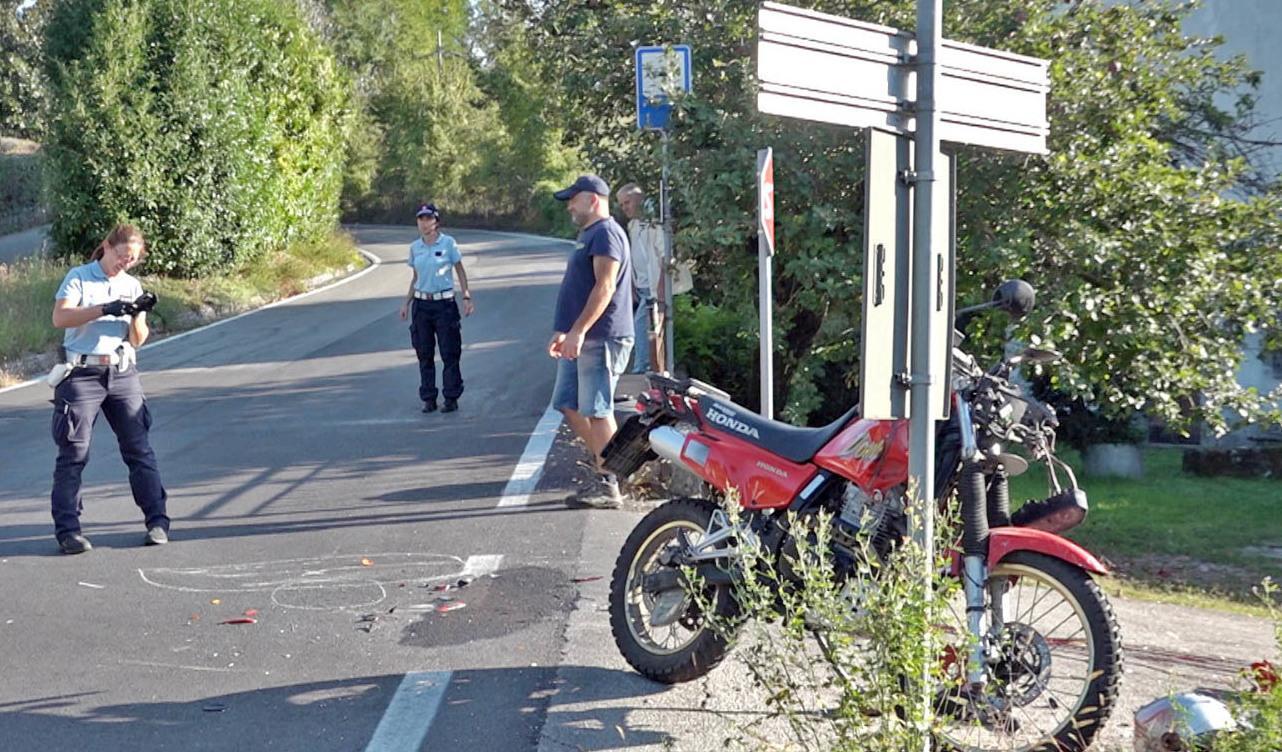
top-left (363, 670), bottom-right (453, 752)
top-left (0, 248), bottom-right (383, 397)
top-left (497, 404), bottom-right (563, 508)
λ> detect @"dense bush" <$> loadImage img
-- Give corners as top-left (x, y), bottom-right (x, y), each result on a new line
top-left (42, 0), bottom-right (349, 276)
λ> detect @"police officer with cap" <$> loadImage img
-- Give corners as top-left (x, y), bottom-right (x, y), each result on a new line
top-left (48, 224), bottom-right (169, 554)
top-left (399, 203), bottom-right (474, 413)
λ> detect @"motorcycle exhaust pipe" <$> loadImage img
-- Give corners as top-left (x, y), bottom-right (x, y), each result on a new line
top-left (648, 425), bottom-right (688, 466)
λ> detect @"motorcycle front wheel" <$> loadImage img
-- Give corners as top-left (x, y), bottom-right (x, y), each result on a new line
top-left (935, 551), bottom-right (1123, 752)
top-left (609, 497), bottom-right (739, 684)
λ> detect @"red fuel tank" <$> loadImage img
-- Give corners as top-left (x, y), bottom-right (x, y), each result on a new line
top-left (813, 418), bottom-right (910, 491)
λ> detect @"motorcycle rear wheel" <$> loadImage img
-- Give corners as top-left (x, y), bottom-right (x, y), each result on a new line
top-left (609, 497), bottom-right (739, 684)
top-left (934, 551), bottom-right (1123, 752)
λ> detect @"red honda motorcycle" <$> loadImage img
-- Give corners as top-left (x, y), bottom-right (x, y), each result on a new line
top-left (602, 281), bottom-right (1122, 752)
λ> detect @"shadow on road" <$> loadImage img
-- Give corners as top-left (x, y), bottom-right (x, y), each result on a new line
top-left (0, 666), bottom-right (677, 752)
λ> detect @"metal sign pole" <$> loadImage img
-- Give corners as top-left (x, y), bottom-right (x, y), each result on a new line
top-left (757, 147), bottom-right (775, 418)
top-left (910, 1), bottom-right (943, 748)
top-left (661, 130), bottom-right (676, 373)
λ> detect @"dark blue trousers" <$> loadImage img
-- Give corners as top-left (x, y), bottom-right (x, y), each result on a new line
top-left (410, 299), bottom-right (464, 402)
top-left (50, 365), bottom-right (169, 540)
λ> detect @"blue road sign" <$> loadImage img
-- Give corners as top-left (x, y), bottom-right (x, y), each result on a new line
top-left (636, 45), bottom-right (692, 131)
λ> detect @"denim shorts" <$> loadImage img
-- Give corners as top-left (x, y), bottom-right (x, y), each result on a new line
top-left (552, 336), bottom-right (634, 418)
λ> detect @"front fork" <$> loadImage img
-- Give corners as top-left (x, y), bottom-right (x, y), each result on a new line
top-left (955, 398), bottom-right (1008, 688)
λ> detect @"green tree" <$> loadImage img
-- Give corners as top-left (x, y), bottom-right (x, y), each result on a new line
top-left (322, 0), bottom-right (512, 219)
top-left (0, 0), bottom-right (51, 138)
top-left (495, 0), bottom-right (1282, 434)
top-left (42, 0), bottom-right (350, 276)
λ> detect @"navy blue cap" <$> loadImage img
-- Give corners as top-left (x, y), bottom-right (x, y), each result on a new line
top-left (553, 175), bottom-right (610, 201)
top-left (415, 202), bottom-right (440, 219)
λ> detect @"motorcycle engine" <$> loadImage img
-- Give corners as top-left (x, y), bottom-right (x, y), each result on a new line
top-left (832, 482), bottom-right (907, 569)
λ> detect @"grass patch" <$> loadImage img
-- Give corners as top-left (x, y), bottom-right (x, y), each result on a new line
top-left (0, 231), bottom-right (363, 382)
top-left (1009, 446), bottom-right (1282, 606)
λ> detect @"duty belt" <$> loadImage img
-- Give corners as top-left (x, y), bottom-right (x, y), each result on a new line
top-left (413, 290), bottom-right (454, 301)
top-left (71, 352), bottom-right (121, 366)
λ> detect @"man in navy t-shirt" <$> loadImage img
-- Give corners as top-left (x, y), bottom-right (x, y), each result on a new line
top-left (548, 174), bottom-right (635, 508)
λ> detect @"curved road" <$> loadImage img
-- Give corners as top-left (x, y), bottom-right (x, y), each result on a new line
top-left (0, 226), bottom-right (604, 751)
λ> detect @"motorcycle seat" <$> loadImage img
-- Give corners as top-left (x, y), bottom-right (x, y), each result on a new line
top-left (698, 396), bottom-right (859, 463)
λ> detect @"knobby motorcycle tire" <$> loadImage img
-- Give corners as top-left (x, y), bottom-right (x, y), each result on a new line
top-left (609, 497), bottom-right (740, 684)
top-left (936, 551), bottom-right (1124, 752)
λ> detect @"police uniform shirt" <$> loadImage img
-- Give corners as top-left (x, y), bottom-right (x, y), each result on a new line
top-left (409, 234), bottom-right (462, 294)
top-left (54, 260), bottom-right (143, 355)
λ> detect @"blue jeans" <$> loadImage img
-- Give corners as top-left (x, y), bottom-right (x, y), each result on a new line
top-left (552, 336), bottom-right (634, 419)
top-left (50, 365), bottom-right (169, 539)
top-left (630, 287), bottom-right (653, 374)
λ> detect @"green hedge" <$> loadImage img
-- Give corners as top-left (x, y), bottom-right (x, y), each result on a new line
top-left (42, 0), bottom-right (350, 276)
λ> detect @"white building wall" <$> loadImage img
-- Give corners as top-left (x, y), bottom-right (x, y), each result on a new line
top-left (1185, 3), bottom-right (1282, 443)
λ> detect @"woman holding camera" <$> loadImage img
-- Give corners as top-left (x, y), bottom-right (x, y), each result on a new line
top-left (48, 224), bottom-right (169, 554)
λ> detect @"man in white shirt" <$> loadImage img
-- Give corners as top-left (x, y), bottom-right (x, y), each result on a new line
top-left (616, 183), bottom-right (665, 374)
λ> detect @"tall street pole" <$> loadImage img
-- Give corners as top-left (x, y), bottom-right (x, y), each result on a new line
top-left (910, 1), bottom-right (943, 748)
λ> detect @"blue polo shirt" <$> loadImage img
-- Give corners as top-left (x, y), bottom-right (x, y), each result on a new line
top-left (553, 217), bottom-right (633, 340)
top-left (54, 261), bottom-right (142, 356)
top-left (409, 234), bottom-right (462, 294)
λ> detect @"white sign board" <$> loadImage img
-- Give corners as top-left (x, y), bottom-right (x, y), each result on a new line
top-left (860, 130), bottom-right (953, 421)
top-left (757, 2), bottom-right (1049, 154)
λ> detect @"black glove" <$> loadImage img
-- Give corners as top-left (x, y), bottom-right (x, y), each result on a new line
top-left (101, 300), bottom-right (132, 317)
top-left (132, 291), bottom-right (158, 313)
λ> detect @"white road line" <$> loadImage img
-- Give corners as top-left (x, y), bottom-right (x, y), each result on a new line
top-left (0, 248), bottom-right (383, 396)
top-left (497, 404), bottom-right (562, 507)
top-left (363, 671), bottom-right (453, 752)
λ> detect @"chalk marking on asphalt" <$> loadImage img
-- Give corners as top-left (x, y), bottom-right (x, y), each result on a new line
top-left (138, 552), bottom-right (505, 611)
top-left (497, 404), bottom-right (562, 508)
top-left (0, 248), bottom-right (382, 396)
top-left (364, 671), bottom-right (453, 752)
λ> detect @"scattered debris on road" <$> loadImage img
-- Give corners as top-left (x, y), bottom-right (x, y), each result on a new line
top-left (436, 601), bottom-right (467, 614)
top-left (219, 617), bottom-right (257, 625)
top-left (77, 581), bottom-right (105, 589)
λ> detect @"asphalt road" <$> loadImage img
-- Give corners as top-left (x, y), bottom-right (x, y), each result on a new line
top-left (0, 224), bottom-right (49, 265)
top-left (0, 226), bottom-right (603, 752)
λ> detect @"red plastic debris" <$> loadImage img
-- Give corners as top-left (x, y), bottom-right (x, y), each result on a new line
top-left (572, 576), bottom-right (604, 584)
top-left (1251, 660), bottom-right (1279, 692)
top-left (219, 617), bottom-right (257, 625)
top-left (436, 601), bottom-right (467, 614)
top-left (243, 609), bottom-right (259, 618)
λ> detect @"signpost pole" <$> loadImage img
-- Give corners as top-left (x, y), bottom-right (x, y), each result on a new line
top-left (757, 147), bottom-right (775, 418)
top-left (661, 129), bottom-right (676, 374)
top-left (909, 1), bottom-right (943, 748)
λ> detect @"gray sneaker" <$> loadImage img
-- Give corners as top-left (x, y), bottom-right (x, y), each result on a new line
top-left (567, 474), bottom-right (624, 509)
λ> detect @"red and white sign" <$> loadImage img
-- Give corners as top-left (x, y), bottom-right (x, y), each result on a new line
top-left (758, 147), bottom-right (775, 256)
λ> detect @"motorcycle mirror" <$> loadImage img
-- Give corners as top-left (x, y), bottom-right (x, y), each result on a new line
top-left (993, 280), bottom-right (1036, 319)
top-left (1009, 347), bottom-right (1062, 366)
